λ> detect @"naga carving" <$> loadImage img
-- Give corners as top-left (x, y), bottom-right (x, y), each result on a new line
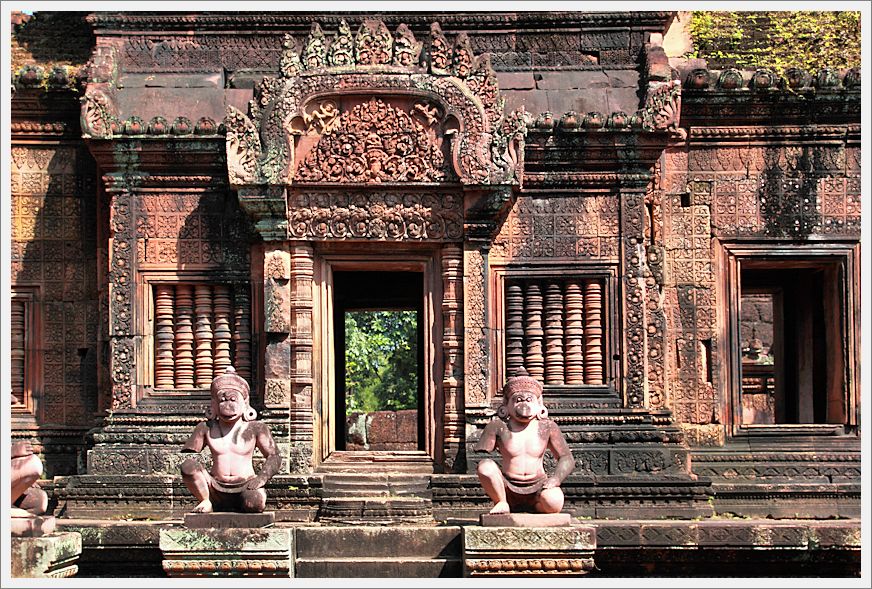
top-left (641, 80), bottom-right (685, 139)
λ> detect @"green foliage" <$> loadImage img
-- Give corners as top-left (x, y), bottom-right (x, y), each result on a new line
top-left (688, 11), bottom-right (861, 75)
top-left (345, 310), bottom-right (418, 414)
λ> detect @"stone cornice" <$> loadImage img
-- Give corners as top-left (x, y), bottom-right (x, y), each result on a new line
top-left (86, 11), bottom-right (675, 33)
top-left (687, 124), bottom-right (861, 142)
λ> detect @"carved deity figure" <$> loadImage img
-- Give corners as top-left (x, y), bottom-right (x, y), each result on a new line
top-left (475, 368), bottom-right (574, 514)
top-left (11, 440), bottom-right (49, 517)
top-left (181, 367), bottom-right (281, 513)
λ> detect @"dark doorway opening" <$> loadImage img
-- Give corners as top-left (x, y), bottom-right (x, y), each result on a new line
top-left (739, 264), bottom-right (845, 425)
top-left (332, 271), bottom-right (425, 451)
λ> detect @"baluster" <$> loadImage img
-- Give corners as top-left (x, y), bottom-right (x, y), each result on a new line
top-left (544, 281), bottom-right (564, 384)
top-left (524, 282), bottom-right (544, 381)
top-left (584, 279), bottom-right (604, 385)
top-left (212, 285), bottom-right (232, 378)
top-left (11, 300), bottom-right (25, 401)
top-left (174, 285), bottom-right (195, 388)
top-left (233, 285), bottom-right (252, 384)
top-left (194, 285), bottom-right (214, 388)
top-left (564, 281), bottom-right (585, 384)
top-left (154, 285), bottom-right (175, 388)
top-left (505, 282), bottom-right (525, 378)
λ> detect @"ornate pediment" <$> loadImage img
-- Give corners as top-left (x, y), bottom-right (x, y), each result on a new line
top-left (225, 18), bottom-right (528, 189)
top-left (296, 97), bottom-right (447, 183)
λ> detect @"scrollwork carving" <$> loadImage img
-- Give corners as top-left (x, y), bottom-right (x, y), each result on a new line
top-left (280, 33), bottom-right (302, 78)
top-left (640, 80), bottom-right (684, 139)
top-left (302, 23), bottom-right (327, 69)
top-left (355, 19), bottom-right (393, 66)
top-left (393, 24), bottom-right (422, 67)
top-left (81, 89), bottom-right (119, 138)
top-left (225, 105), bottom-right (262, 185)
top-left (429, 22), bottom-right (451, 74)
top-left (329, 20), bottom-right (355, 67)
top-left (287, 191), bottom-right (462, 241)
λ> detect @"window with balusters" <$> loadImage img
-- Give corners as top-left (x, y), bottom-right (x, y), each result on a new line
top-left (151, 283), bottom-right (252, 390)
top-left (11, 288), bottom-right (39, 414)
top-left (502, 273), bottom-right (613, 391)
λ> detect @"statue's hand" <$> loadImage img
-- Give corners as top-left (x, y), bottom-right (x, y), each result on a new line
top-left (542, 476), bottom-right (561, 490)
top-left (246, 475), bottom-right (267, 490)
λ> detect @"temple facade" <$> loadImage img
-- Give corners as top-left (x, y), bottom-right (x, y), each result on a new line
top-left (9, 11), bottom-right (860, 577)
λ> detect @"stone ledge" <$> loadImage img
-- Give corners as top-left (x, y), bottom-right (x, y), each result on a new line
top-left (11, 532), bottom-right (82, 578)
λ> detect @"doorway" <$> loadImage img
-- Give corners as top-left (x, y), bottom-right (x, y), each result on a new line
top-left (332, 271), bottom-right (425, 451)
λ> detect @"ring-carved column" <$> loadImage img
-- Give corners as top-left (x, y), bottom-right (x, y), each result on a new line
top-left (288, 243), bottom-right (315, 472)
top-left (441, 244), bottom-right (464, 472)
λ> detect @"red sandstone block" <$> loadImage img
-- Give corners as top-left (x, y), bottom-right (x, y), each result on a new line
top-left (396, 410), bottom-right (418, 443)
top-left (367, 411), bottom-right (397, 444)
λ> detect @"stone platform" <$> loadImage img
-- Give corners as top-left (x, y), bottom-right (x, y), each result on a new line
top-left (159, 512), bottom-right (292, 577)
top-left (463, 514), bottom-right (597, 576)
top-left (10, 531), bottom-right (82, 578)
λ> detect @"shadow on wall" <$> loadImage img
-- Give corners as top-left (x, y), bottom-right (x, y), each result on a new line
top-left (12, 11), bottom-right (94, 68)
top-left (758, 145), bottom-right (824, 239)
top-left (12, 143), bottom-right (100, 477)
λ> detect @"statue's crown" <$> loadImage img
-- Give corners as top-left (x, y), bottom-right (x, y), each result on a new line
top-left (210, 366), bottom-right (250, 399)
top-left (502, 367), bottom-right (543, 399)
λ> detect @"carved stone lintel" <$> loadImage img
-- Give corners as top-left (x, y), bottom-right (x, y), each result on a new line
top-left (287, 191), bottom-right (462, 241)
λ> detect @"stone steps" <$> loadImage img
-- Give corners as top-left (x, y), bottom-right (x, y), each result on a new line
top-left (294, 525), bottom-right (462, 578)
top-left (322, 473), bottom-right (432, 497)
top-left (319, 472), bottom-right (435, 524)
top-left (316, 451), bottom-right (434, 473)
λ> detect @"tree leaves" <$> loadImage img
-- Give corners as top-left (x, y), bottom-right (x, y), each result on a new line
top-left (688, 11), bottom-right (861, 75)
top-left (345, 310), bottom-right (418, 414)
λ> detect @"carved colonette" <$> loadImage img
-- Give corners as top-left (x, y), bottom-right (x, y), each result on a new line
top-left (225, 18), bottom-right (526, 473)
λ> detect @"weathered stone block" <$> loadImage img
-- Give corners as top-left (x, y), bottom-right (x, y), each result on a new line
top-left (160, 527), bottom-right (293, 577)
top-left (184, 511), bottom-right (275, 529)
top-left (395, 409), bottom-right (418, 443)
top-left (462, 525), bottom-right (596, 576)
top-left (480, 513), bottom-right (572, 527)
top-left (11, 514), bottom-right (56, 537)
top-left (11, 531), bottom-right (82, 578)
top-left (368, 411), bottom-right (397, 444)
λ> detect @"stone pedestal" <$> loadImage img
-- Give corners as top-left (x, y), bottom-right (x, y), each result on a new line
top-left (11, 513), bottom-right (56, 537)
top-left (463, 515), bottom-right (596, 576)
top-left (159, 512), bottom-right (292, 577)
top-left (10, 531), bottom-right (82, 578)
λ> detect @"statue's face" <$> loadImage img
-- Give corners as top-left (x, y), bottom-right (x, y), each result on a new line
top-left (506, 388), bottom-right (543, 422)
top-left (216, 389), bottom-right (246, 422)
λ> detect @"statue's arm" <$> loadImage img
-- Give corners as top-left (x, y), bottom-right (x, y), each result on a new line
top-left (474, 418), bottom-right (504, 453)
top-left (546, 421), bottom-right (574, 486)
top-left (248, 422), bottom-right (281, 490)
top-left (181, 422), bottom-right (208, 453)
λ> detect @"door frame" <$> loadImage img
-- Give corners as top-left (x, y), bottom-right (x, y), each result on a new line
top-left (312, 244), bottom-right (443, 467)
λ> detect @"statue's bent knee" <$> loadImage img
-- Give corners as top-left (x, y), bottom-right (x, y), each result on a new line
top-left (477, 458), bottom-right (500, 478)
top-left (241, 488), bottom-right (266, 513)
